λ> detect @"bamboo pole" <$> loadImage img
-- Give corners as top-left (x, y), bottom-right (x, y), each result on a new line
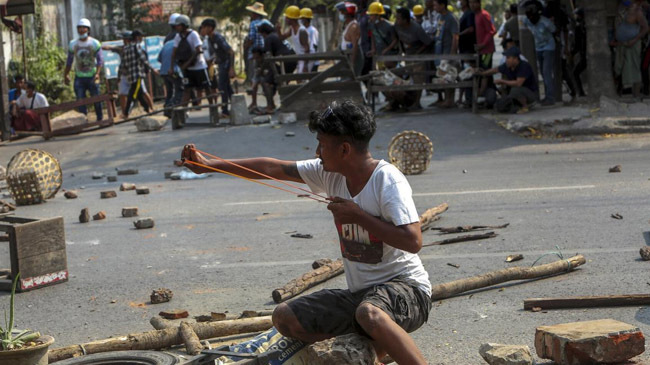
top-left (430, 255), bottom-right (586, 301)
top-left (180, 321), bottom-right (203, 355)
top-left (48, 316), bottom-right (272, 363)
top-left (272, 259), bottom-right (344, 303)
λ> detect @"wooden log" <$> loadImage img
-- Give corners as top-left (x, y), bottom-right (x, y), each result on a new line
top-left (419, 203), bottom-right (449, 231)
top-left (48, 316), bottom-right (273, 363)
top-left (180, 321), bottom-right (203, 355)
top-left (430, 255), bottom-right (586, 301)
top-left (240, 310), bottom-right (274, 318)
top-left (423, 232), bottom-right (497, 247)
top-left (432, 223), bottom-right (510, 234)
top-left (272, 259), bottom-right (344, 303)
top-left (524, 294), bottom-right (650, 311)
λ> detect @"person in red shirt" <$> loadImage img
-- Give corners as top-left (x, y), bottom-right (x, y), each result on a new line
top-left (470, 0), bottom-right (496, 97)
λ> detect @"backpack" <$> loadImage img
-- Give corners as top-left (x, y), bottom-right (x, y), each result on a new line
top-left (175, 31), bottom-right (194, 66)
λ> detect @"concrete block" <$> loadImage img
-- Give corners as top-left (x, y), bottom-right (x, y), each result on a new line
top-left (122, 207), bottom-right (138, 217)
top-left (134, 217), bottom-right (155, 229)
top-left (100, 191), bottom-right (117, 199)
top-left (479, 343), bottom-right (533, 365)
top-left (306, 334), bottom-right (376, 365)
top-left (535, 319), bottom-right (645, 365)
top-left (116, 168), bottom-right (139, 176)
top-left (135, 116), bottom-right (168, 132)
top-left (229, 93), bottom-right (251, 126)
top-left (136, 187), bottom-right (150, 195)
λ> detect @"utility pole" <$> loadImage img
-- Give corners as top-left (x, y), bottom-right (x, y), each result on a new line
top-left (517, 0), bottom-right (540, 100)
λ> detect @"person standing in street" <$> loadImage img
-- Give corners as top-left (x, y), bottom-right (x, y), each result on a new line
top-left (158, 36), bottom-right (183, 117)
top-left (301, 8), bottom-right (321, 72)
top-left (279, 6), bottom-right (313, 74)
top-left (64, 18), bottom-right (104, 121)
top-left (470, 0), bottom-right (495, 98)
top-left (433, 0), bottom-right (459, 108)
top-left (122, 30), bottom-right (158, 116)
top-left (337, 2), bottom-right (363, 76)
top-left (244, 2), bottom-right (268, 84)
top-left (201, 18), bottom-right (236, 118)
top-left (523, 4), bottom-right (557, 105)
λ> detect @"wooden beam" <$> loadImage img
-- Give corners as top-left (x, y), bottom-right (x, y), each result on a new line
top-left (272, 259), bottom-right (344, 303)
top-left (376, 53), bottom-right (478, 63)
top-left (524, 294), bottom-right (650, 311)
top-left (267, 51), bottom-right (347, 63)
top-left (280, 61), bottom-right (349, 108)
top-left (423, 232), bottom-right (497, 247)
top-left (369, 81), bottom-right (474, 93)
top-left (276, 69), bottom-right (354, 84)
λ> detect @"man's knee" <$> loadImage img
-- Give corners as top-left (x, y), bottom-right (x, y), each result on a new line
top-left (272, 303), bottom-right (301, 338)
top-left (355, 303), bottom-right (386, 334)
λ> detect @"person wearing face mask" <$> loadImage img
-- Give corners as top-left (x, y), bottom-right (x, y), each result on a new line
top-left (64, 18), bottom-right (104, 122)
top-left (611, 0), bottom-right (648, 97)
top-left (300, 8), bottom-right (320, 72)
top-left (523, 4), bottom-right (557, 105)
top-left (337, 2), bottom-right (364, 76)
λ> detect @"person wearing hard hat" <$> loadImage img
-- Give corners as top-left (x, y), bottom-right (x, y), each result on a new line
top-left (413, 4), bottom-right (424, 24)
top-left (300, 8), bottom-right (320, 72)
top-left (165, 13), bottom-right (181, 43)
top-left (367, 2), bottom-right (397, 59)
top-left (64, 18), bottom-right (104, 122)
top-left (337, 2), bottom-right (363, 76)
top-left (279, 6), bottom-right (313, 74)
top-left (171, 14), bottom-right (215, 109)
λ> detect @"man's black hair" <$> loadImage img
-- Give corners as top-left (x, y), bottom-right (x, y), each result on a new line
top-left (25, 81), bottom-right (35, 90)
top-left (14, 74), bottom-right (24, 81)
top-left (201, 18), bottom-right (217, 29)
top-left (396, 7), bottom-right (411, 22)
top-left (435, 0), bottom-right (449, 7)
top-left (258, 22), bottom-right (275, 35)
top-left (308, 100), bottom-right (376, 150)
top-left (509, 4), bottom-right (518, 14)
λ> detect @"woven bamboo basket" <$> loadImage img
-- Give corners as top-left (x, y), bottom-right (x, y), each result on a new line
top-left (388, 131), bottom-right (433, 175)
top-left (6, 149), bottom-right (62, 204)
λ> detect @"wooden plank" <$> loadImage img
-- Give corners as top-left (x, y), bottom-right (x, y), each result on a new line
top-left (275, 69), bottom-right (354, 84)
top-left (369, 81), bottom-right (474, 93)
top-left (376, 53), bottom-right (478, 63)
top-left (267, 51), bottom-right (347, 63)
top-left (524, 294), bottom-right (650, 310)
top-left (281, 61), bottom-right (348, 108)
top-left (0, 216), bottom-right (37, 225)
top-left (279, 81), bottom-right (362, 96)
top-left (36, 94), bottom-right (112, 114)
top-left (14, 217), bottom-right (65, 259)
top-left (17, 250), bottom-right (67, 280)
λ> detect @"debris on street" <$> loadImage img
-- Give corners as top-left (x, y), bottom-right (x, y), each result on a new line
top-left (134, 218), bottom-right (155, 229)
top-left (64, 191), bottom-right (78, 199)
top-left (312, 258), bottom-right (333, 269)
top-left (306, 333), bottom-right (376, 365)
top-left (136, 186), bottom-right (150, 195)
top-left (290, 233), bottom-right (312, 239)
top-left (100, 191), bottom-right (117, 199)
top-left (92, 211), bottom-right (106, 221)
top-left (120, 183), bottom-right (136, 191)
top-left (640, 247), bottom-right (650, 261)
top-left (524, 294), bottom-right (650, 310)
top-left (478, 343), bottom-right (533, 365)
top-left (609, 165), bottom-right (622, 173)
top-left (447, 263), bottom-right (460, 269)
top-left (150, 288), bottom-right (173, 304)
top-left (122, 207), bottom-right (139, 217)
top-left (419, 203), bottom-right (449, 231)
top-left (505, 254), bottom-right (524, 263)
top-left (0, 199), bottom-right (16, 212)
top-left (272, 259), bottom-right (344, 303)
top-left (423, 232), bottom-right (497, 247)
top-left (79, 208), bottom-right (90, 223)
top-left (179, 321), bottom-right (204, 355)
top-left (107, 175), bottom-right (117, 182)
top-left (433, 223), bottom-right (510, 234)
top-left (116, 168), bottom-right (139, 175)
top-left (92, 172), bottom-right (105, 179)
top-left (611, 213), bottom-right (623, 220)
top-left (159, 309), bottom-right (189, 319)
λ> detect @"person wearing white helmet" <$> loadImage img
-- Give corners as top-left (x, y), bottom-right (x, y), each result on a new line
top-left (64, 18), bottom-right (104, 121)
top-left (165, 13), bottom-right (181, 43)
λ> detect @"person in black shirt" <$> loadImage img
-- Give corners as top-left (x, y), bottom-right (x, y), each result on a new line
top-left (572, 8), bottom-right (587, 97)
top-left (478, 47), bottom-right (538, 113)
top-left (458, 0), bottom-right (476, 54)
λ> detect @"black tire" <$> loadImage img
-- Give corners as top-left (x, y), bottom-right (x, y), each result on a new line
top-left (53, 350), bottom-right (180, 365)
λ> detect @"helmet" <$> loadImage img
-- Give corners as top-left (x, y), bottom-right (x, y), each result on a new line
top-left (120, 30), bottom-right (132, 39)
top-left (201, 18), bottom-right (217, 29)
top-left (300, 8), bottom-right (313, 19)
top-left (367, 2), bottom-right (385, 15)
top-left (77, 18), bottom-right (91, 28)
top-left (413, 5), bottom-right (424, 16)
top-left (168, 13), bottom-right (180, 25)
top-left (175, 14), bottom-right (190, 27)
top-left (285, 5), bottom-right (301, 19)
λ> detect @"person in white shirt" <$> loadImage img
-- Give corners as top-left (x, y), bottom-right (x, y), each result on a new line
top-left (178, 100), bottom-right (431, 365)
top-left (278, 5), bottom-right (313, 73)
top-left (11, 81), bottom-right (49, 131)
top-left (300, 8), bottom-right (320, 72)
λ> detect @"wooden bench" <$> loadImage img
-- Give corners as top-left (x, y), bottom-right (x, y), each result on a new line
top-left (267, 51), bottom-right (364, 119)
top-left (12, 94), bottom-right (116, 140)
top-left (368, 53), bottom-right (480, 113)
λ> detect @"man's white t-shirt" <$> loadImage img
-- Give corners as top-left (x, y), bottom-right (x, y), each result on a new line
top-left (173, 30), bottom-right (208, 71)
top-left (297, 159), bottom-right (432, 296)
top-left (17, 92), bottom-right (49, 109)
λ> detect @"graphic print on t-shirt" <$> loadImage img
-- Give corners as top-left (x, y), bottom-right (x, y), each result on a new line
top-left (336, 222), bottom-right (383, 264)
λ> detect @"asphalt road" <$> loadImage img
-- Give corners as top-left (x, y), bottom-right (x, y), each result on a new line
top-left (1, 108), bottom-right (649, 364)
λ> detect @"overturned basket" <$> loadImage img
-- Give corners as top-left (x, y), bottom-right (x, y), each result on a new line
top-left (388, 131), bottom-right (433, 175)
top-left (6, 149), bottom-right (62, 205)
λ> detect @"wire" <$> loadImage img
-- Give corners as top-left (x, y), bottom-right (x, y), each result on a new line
top-left (183, 159), bottom-right (330, 204)
top-left (190, 147), bottom-right (330, 202)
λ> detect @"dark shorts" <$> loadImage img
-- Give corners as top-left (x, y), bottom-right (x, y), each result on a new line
top-left (287, 276), bottom-right (431, 338)
top-left (509, 86), bottom-right (537, 104)
top-left (184, 68), bottom-right (212, 90)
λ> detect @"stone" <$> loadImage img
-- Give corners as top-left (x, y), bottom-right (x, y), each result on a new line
top-left (229, 93), bottom-right (252, 125)
top-left (136, 186), bottom-right (150, 195)
top-left (279, 112), bottom-right (297, 124)
top-left (92, 172), bottom-right (105, 180)
top-left (640, 247), bottom-right (650, 261)
top-left (135, 116), bottom-right (168, 132)
top-left (93, 211), bottom-right (106, 221)
top-left (535, 319), bottom-right (645, 365)
top-left (100, 191), bottom-right (117, 199)
top-left (306, 334), bottom-right (376, 365)
top-left (79, 208), bottom-right (90, 223)
top-left (285, 131), bottom-right (295, 137)
top-left (107, 175), bottom-right (117, 182)
top-left (64, 191), bottom-right (78, 199)
top-left (120, 183), bottom-right (136, 191)
top-left (609, 165), bottom-right (622, 173)
top-left (479, 343), bottom-right (533, 365)
top-left (252, 115), bottom-right (271, 124)
top-left (122, 207), bottom-right (139, 218)
top-left (159, 309), bottom-right (188, 319)
top-left (134, 217), bottom-right (155, 229)
top-left (150, 288), bottom-right (173, 304)
top-left (116, 168), bottom-right (139, 176)
top-left (50, 110), bottom-right (87, 131)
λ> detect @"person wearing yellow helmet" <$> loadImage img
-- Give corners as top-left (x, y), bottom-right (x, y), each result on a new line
top-left (413, 4), bottom-right (424, 24)
top-left (279, 5), bottom-right (313, 73)
top-left (300, 8), bottom-right (320, 72)
top-left (367, 2), bottom-right (397, 59)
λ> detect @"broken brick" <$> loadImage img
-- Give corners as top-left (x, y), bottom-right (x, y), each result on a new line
top-left (150, 288), bottom-right (173, 304)
top-left (117, 168), bottom-right (139, 175)
top-left (107, 175), bottom-right (117, 182)
top-left (64, 191), bottom-right (78, 199)
top-left (134, 218), bottom-right (155, 229)
top-left (159, 309), bottom-right (188, 319)
top-left (79, 208), bottom-right (90, 223)
top-left (120, 183), bottom-right (136, 191)
top-left (122, 207), bottom-right (139, 218)
top-left (609, 165), bottom-right (622, 173)
top-left (93, 211), bottom-right (106, 220)
top-left (535, 319), bottom-right (645, 365)
top-left (100, 191), bottom-right (117, 199)
top-left (640, 247), bottom-right (650, 261)
top-left (136, 187), bottom-right (150, 195)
